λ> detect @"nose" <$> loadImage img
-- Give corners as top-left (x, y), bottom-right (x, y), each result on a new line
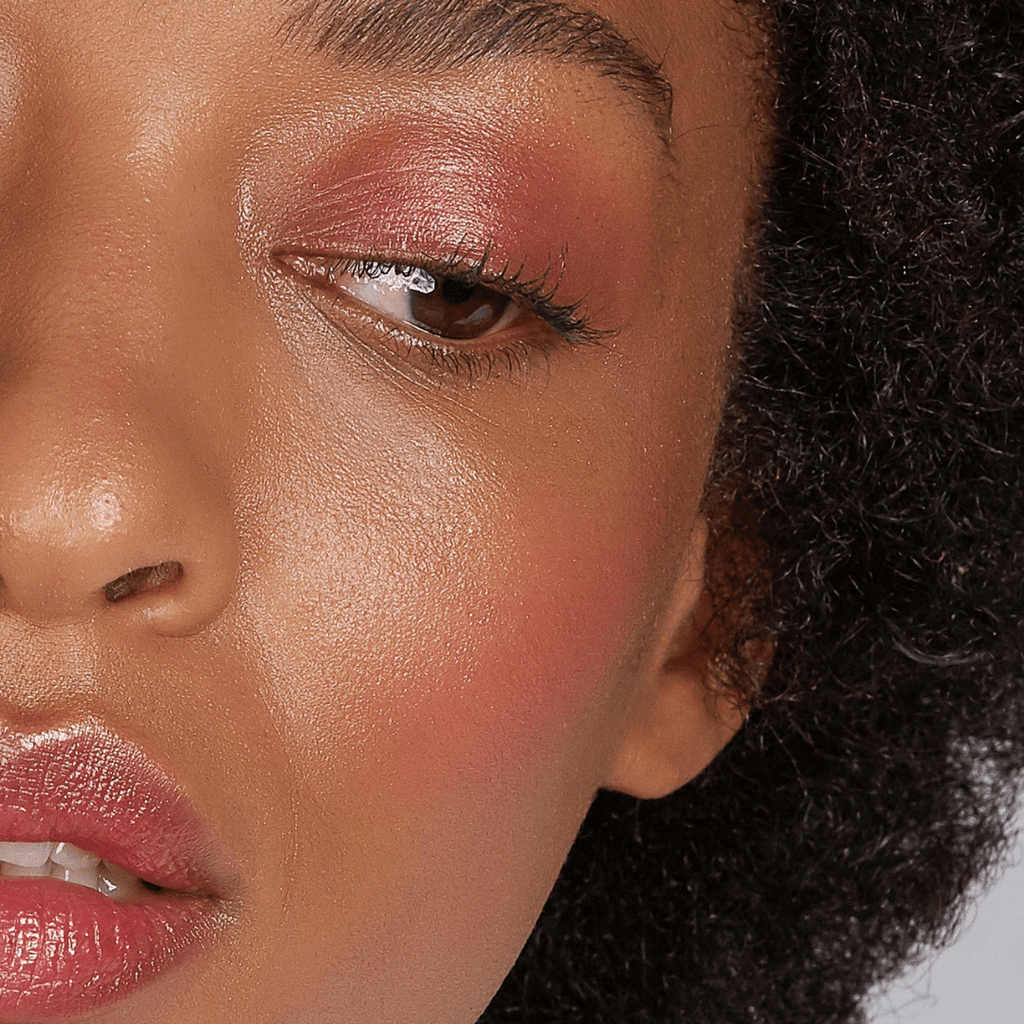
top-left (0, 54), bottom-right (242, 637)
top-left (0, 375), bottom-right (239, 635)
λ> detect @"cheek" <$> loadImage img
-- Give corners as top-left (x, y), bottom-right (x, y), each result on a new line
top-left (238, 406), bottom-right (668, 999)
top-left (384, 510), bottom-right (647, 795)
top-left (264, 453), bottom-right (658, 806)
top-left (249, 375), bottom-right (668, 796)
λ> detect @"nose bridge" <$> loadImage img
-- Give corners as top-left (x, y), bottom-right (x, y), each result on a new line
top-left (9, 169), bottom-right (185, 376)
top-left (0, 9), bottom-right (226, 376)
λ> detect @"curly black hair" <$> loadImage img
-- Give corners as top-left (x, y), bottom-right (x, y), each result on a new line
top-left (479, 1), bottom-right (1024, 1022)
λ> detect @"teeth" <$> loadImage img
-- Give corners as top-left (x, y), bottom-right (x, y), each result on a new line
top-left (0, 841), bottom-right (54, 867)
top-left (51, 862), bottom-right (100, 888)
top-left (0, 841), bottom-right (150, 901)
top-left (51, 842), bottom-right (101, 870)
top-left (2, 861), bottom-right (52, 879)
top-left (97, 860), bottom-right (147, 901)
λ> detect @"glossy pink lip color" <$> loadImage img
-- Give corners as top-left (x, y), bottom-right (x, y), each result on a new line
top-left (0, 724), bottom-right (237, 1022)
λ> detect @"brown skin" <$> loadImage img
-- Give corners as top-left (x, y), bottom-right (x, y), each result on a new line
top-left (0, 1), bottom-right (765, 1021)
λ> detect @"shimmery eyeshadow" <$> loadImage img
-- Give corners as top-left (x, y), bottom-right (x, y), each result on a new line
top-left (271, 116), bottom-right (656, 334)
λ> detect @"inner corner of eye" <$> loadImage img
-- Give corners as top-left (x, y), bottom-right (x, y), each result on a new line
top-left (278, 251), bottom-right (331, 285)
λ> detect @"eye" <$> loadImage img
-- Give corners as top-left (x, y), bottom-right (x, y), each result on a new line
top-left (332, 262), bottom-right (525, 341)
top-left (277, 250), bottom-right (610, 383)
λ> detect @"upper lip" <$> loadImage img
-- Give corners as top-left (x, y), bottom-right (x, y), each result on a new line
top-left (0, 722), bottom-right (237, 897)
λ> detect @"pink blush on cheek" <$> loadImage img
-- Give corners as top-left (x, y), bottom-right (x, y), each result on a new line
top-left (379, 519), bottom-right (652, 798)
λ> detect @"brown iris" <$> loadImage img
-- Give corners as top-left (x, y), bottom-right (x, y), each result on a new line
top-left (410, 278), bottom-right (514, 340)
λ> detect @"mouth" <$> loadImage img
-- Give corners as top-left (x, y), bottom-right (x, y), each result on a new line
top-left (0, 724), bottom-right (239, 1023)
top-left (0, 839), bottom-right (154, 899)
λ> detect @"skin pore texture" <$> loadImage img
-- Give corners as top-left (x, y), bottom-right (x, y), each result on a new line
top-left (0, 1), bottom-right (767, 1021)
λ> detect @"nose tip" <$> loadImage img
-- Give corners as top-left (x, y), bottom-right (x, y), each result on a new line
top-left (0, 446), bottom-right (239, 637)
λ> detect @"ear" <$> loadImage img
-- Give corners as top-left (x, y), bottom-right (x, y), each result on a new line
top-left (603, 515), bottom-right (748, 800)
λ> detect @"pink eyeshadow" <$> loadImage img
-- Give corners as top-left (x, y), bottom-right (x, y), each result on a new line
top-left (274, 117), bottom-right (654, 330)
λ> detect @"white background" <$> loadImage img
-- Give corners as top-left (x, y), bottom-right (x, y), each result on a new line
top-left (866, 809), bottom-right (1024, 1023)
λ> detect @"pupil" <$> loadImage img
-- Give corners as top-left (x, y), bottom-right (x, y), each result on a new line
top-left (441, 279), bottom-right (476, 305)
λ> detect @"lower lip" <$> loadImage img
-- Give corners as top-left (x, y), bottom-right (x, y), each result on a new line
top-left (0, 877), bottom-right (226, 1022)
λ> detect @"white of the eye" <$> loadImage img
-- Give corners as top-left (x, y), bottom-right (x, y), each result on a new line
top-left (338, 268), bottom-right (434, 325)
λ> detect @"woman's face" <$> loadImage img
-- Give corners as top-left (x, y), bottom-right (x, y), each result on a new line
top-left (0, 1), bottom-right (765, 1021)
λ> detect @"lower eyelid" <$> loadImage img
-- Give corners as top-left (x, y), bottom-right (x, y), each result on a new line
top-left (302, 289), bottom-right (562, 384)
top-left (276, 247), bottom-right (607, 345)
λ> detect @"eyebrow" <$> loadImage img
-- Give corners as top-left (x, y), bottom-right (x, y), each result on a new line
top-left (280, 0), bottom-right (674, 142)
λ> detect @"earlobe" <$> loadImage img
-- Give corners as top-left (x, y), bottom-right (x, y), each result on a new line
top-left (603, 516), bottom-right (749, 800)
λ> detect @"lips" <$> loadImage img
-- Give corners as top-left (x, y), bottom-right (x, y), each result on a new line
top-left (0, 723), bottom-right (238, 1022)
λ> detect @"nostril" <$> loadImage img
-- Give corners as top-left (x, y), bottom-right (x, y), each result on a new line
top-left (103, 561), bottom-right (184, 604)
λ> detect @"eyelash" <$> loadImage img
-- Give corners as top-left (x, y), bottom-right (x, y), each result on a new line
top-left (281, 247), bottom-right (610, 381)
